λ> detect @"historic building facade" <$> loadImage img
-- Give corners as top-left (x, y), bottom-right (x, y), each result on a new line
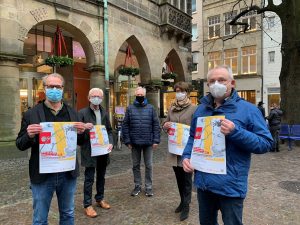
top-left (201, 0), bottom-right (263, 103)
top-left (0, 0), bottom-right (192, 141)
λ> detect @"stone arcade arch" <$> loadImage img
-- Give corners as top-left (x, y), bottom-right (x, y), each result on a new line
top-left (0, 5), bottom-right (102, 141)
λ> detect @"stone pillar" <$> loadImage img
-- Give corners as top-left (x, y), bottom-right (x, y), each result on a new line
top-left (0, 55), bottom-right (24, 141)
top-left (86, 65), bottom-right (108, 109)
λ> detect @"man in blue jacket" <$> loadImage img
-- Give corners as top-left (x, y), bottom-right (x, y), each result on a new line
top-left (122, 87), bottom-right (160, 197)
top-left (182, 65), bottom-right (273, 225)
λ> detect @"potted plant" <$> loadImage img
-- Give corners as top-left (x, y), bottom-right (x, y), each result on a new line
top-left (118, 66), bottom-right (140, 77)
top-left (45, 55), bottom-right (74, 68)
top-left (162, 72), bottom-right (177, 80)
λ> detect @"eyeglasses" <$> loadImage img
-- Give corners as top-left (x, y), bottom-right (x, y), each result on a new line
top-left (208, 79), bottom-right (228, 85)
top-left (44, 85), bottom-right (64, 90)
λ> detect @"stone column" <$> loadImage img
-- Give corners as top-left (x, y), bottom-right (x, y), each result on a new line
top-left (0, 55), bottom-right (24, 141)
top-left (86, 65), bottom-right (108, 109)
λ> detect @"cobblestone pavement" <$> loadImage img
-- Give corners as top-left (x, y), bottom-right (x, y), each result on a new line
top-left (0, 134), bottom-right (299, 225)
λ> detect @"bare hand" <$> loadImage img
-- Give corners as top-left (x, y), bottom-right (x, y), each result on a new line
top-left (128, 144), bottom-right (132, 149)
top-left (27, 124), bottom-right (43, 138)
top-left (74, 122), bottom-right (86, 134)
top-left (84, 123), bottom-right (94, 130)
top-left (163, 122), bottom-right (172, 130)
top-left (108, 144), bottom-right (113, 152)
top-left (182, 158), bottom-right (194, 173)
top-left (152, 144), bottom-right (158, 149)
top-left (220, 118), bottom-right (235, 135)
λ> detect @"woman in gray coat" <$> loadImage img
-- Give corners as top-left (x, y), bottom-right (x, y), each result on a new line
top-left (163, 82), bottom-right (197, 221)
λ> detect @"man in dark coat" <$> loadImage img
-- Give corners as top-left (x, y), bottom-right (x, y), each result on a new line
top-left (122, 87), bottom-right (160, 197)
top-left (267, 103), bottom-right (283, 152)
top-left (257, 101), bottom-right (266, 118)
top-left (79, 88), bottom-right (113, 218)
top-left (16, 73), bottom-right (86, 225)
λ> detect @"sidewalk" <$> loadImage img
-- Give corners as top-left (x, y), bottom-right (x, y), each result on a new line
top-left (0, 136), bottom-right (299, 225)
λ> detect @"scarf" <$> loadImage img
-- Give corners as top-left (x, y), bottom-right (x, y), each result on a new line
top-left (170, 95), bottom-right (191, 112)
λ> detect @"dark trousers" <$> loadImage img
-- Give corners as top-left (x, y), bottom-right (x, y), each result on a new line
top-left (270, 126), bottom-right (280, 151)
top-left (173, 166), bottom-right (192, 206)
top-left (83, 154), bottom-right (108, 208)
top-left (197, 189), bottom-right (244, 225)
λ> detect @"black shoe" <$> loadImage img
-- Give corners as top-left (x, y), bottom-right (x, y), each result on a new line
top-left (145, 188), bottom-right (153, 197)
top-left (175, 203), bottom-right (183, 213)
top-left (131, 185), bottom-right (141, 196)
top-left (180, 205), bottom-right (189, 221)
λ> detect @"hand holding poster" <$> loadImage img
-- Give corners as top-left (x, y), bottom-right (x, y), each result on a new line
top-left (168, 122), bottom-right (190, 155)
top-left (39, 122), bottom-right (77, 173)
top-left (190, 116), bottom-right (226, 174)
top-left (90, 125), bottom-right (110, 156)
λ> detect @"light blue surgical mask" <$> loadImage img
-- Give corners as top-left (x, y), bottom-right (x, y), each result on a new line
top-left (45, 88), bottom-right (63, 102)
top-left (90, 97), bottom-right (102, 105)
top-left (176, 92), bottom-right (187, 101)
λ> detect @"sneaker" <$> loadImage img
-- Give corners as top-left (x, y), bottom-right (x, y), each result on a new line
top-left (145, 189), bottom-right (153, 197)
top-left (131, 185), bottom-right (141, 196)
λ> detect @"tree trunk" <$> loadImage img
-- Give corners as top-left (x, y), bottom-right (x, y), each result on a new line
top-left (278, 0), bottom-right (300, 124)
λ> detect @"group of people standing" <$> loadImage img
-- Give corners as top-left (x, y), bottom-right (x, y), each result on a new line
top-left (16, 65), bottom-right (274, 225)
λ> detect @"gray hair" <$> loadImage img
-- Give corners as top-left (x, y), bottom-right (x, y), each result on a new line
top-left (42, 73), bottom-right (65, 86)
top-left (207, 65), bottom-right (234, 80)
top-left (88, 88), bottom-right (104, 97)
top-left (135, 86), bottom-right (146, 96)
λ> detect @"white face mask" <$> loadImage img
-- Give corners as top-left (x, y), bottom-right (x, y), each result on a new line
top-left (90, 97), bottom-right (102, 105)
top-left (176, 92), bottom-right (187, 101)
top-left (209, 81), bottom-right (227, 98)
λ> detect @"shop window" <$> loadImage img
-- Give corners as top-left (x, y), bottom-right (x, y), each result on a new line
top-left (237, 90), bottom-right (256, 104)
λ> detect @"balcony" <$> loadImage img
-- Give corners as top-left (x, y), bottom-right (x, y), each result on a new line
top-left (159, 3), bottom-right (192, 42)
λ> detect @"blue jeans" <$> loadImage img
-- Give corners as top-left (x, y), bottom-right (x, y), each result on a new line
top-left (197, 189), bottom-right (244, 225)
top-left (83, 154), bottom-right (108, 208)
top-left (131, 145), bottom-right (153, 189)
top-left (31, 172), bottom-right (77, 225)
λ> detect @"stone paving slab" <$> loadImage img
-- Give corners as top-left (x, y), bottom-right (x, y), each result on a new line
top-left (0, 139), bottom-right (299, 225)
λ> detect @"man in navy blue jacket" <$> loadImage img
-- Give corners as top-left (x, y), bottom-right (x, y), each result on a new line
top-left (182, 65), bottom-right (273, 225)
top-left (122, 87), bottom-right (160, 197)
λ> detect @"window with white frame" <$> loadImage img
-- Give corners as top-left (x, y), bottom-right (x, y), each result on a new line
top-left (268, 51), bottom-right (275, 63)
top-left (242, 46), bottom-right (257, 74)
top-left (208, 15), bottom-right (220, 39)
top-left (180, 0), bottom-right (186, 12)
top-left (224, 49), bottom-right (238, 75)
top-left (240, 9), bottom-right (257, 31)
top-left (192, 0), bottom-right (196, 13)
top-left (224, 11), bottom-right (237, 36)
top-left (172, 0), bottom-right (178, 8)
top-left (208, 51), bottom-right (222, 70)
top-left (192, 24), bottom-right (198, 41)
top-left (192, 51), bottom-right (199, 72)
top-left (268, 16), bottom-right (275, 29)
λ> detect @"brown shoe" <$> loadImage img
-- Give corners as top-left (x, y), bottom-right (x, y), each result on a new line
top-left (97, 200), bottom-right (111, 209)
top-left (84, 206), bottom-right (97, 218)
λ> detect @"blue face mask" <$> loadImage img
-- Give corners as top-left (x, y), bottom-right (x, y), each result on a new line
top-left (45, 88), bottom-right (63, 102)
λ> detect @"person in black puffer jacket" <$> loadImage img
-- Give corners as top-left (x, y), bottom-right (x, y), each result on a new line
top-left (267, 103), bottom-right (283, 152)
top-left (122, 86), bottom-right (160, 197)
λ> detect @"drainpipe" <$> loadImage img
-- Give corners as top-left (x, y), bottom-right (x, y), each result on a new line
top-left (103, 0), bottom-right (109, 109)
